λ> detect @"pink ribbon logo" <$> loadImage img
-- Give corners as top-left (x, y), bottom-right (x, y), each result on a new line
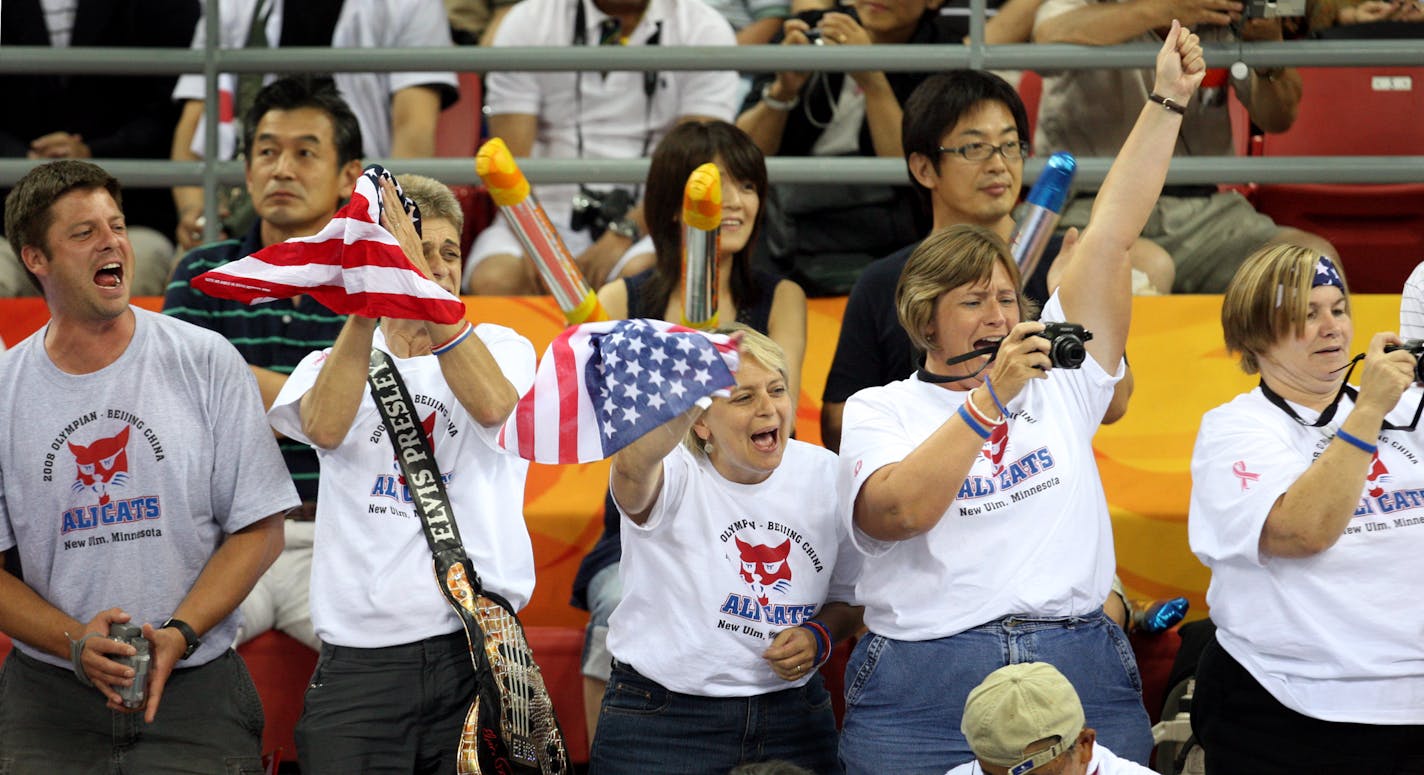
top-left (1232, 460), bottom-right (1260, 491)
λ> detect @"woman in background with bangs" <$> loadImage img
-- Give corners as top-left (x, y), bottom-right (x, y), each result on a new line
top-left (1188, 245), bottom-right (1424, 772)
top-left (570, 119), bottom-right (808, 742)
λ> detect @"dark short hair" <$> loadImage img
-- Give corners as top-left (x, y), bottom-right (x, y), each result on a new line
top-left (901, 71), bottom-right (1031, 214)
top-left (640, 120), bottom-right (769, 317)
top-left (4, 160), bottom-right (123, 292)
top-left (242, 75), bottom-right (364, 167)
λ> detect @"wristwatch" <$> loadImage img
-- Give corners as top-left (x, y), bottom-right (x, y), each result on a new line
top-left (160, 617), bottom-right (201, 660)
top-left (607, 216), bottom-right (640, 241)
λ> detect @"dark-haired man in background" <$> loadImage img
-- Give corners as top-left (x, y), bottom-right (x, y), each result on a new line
top-left (163, 76), bottom-right (361, 652)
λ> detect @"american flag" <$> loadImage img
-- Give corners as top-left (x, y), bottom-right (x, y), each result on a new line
top-left (191, 165), bottom-right (467, 324)
top-left (499, 319), bottom-right (740, 464)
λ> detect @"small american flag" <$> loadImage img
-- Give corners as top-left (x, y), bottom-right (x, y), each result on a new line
top-left (191, 165), bottom-right (467, 324)
top-left (499, 319), bottom-right (740, 464)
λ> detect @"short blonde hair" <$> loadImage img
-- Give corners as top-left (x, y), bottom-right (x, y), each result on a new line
top-left (895, 224), bottom-right (1030, 354)
top-left (395, 173), bottom-right (463, 235)
top-left (1221, 244), bottom-right (1350, 375)
top-left (685, 324), bottom-right (787, 457)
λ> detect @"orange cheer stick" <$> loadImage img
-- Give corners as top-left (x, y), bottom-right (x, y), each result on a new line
top-left (476, 138), bottom-right (605, 324)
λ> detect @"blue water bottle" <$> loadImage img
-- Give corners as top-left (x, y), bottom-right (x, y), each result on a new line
top-left (1009, 152), bottom-right (1076, 290)
top-left (1132, 596), bottom-right (1190, 634)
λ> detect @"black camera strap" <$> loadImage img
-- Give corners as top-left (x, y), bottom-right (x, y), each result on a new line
top-left (572, 0), bottom-right (659, 201)
top-left (1260, 353), bottom-right (1424, 432)
top-left (917, 345), bottom-right (998, 384)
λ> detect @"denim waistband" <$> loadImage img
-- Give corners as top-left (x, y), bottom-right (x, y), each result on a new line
top-left (321, 629), bottom-right (469, 660)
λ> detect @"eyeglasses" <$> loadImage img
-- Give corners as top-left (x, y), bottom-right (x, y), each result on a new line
top-left (937, 140), bottom-right (1028, 162)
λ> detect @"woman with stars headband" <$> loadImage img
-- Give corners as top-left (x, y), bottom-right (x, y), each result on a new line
top-left (1189, 246), bottom-right (1424, 772)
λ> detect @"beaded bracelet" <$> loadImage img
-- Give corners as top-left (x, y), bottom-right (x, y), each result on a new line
top-left (957, 404), bottom-right (991, 440)
top-left (799, 618), bottom-right (832, 668)
top-left (431, 322), bottom-right (474, 356)
top-left (1334, 428), bottom-right (1377, 455)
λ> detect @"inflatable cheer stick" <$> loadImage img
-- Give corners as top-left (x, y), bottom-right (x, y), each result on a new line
top-left (679, 163), bottom-right (721, 330)
top-left (476, 138), bottom-right (605, 324)
top-left (1009, 151), bottom-right (1076, 290)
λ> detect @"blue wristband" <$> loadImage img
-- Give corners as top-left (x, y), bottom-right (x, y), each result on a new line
top-left (982, 374), bottom-right (1010, 419)
top-left (799, 619), bottom-right (832, 668)
top-left (1334, 428), bottom-right (1377, 455)
top-left (957, 404), bottom-right (990, 439)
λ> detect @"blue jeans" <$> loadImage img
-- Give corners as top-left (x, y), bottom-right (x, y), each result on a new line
top-left (839, 611), bottom-right (1152, 774)
top-left (590, 661), bottom-right (841, 775)
top-left (580, 562), bottom-right (622, 682)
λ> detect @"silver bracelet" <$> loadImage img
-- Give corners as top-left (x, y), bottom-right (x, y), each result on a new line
top-left (760, 83), bottom-right (800, 112)
top-left (68, 631), bottom-right (103, 687)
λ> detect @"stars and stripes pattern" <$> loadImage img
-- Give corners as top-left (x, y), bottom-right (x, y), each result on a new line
top-left (191, 165), bottom-right (467, 324)
top-left (499, 319), bottom-right (740, 464)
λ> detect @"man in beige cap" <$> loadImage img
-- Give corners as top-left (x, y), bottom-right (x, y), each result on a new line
top-left (947, 662), bottom-right (1156, 775)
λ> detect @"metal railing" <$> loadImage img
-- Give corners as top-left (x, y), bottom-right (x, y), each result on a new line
top-left (1, 4), bottom-right (1420, 241)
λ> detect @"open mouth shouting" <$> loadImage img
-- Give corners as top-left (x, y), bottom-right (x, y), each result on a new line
top-left (94, 262), bottom-right (124, 289)
top-left (751, 425), bottom-right (780, 454)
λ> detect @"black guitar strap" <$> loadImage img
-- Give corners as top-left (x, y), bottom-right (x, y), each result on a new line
top-left (365, 349), bottom-right (570, 775)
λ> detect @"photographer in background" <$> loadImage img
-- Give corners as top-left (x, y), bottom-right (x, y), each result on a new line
top-left (834, 25), bottom-right (1203, 771)
top-left (1032, 0), bottom-right (1338, 293)
top-left (468, 0), bottom-right (741, 295)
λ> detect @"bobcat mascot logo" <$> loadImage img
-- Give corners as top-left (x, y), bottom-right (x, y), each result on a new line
top-left (393, 412), bottom-right (439, 485)
top-left (1366, 452), bottom-right (1390, 499)
top-left (69, 426), bottom-right (131, 506)
top-left (734, 537), bottom-right (792, 607)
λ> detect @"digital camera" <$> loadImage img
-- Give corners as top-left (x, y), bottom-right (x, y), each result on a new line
top-left (1039, 322), bottom-right (1094, 369)
top-left (109, 622), bottom-right (151, 709)
top-left (1386, 339), bottom-right (1424, 382)
top-left (570, 186), bottom-right (636, 240)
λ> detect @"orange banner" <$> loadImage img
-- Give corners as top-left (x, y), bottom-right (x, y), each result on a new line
top-left (0, 295), bottom-right (1404, 627)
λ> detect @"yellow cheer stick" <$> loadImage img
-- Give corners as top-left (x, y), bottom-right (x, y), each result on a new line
top-left (679, 163), bottom-right (721, 330)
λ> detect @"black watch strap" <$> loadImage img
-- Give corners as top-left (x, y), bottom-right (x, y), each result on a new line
top-left (161, 617), bottom-right (201, 660)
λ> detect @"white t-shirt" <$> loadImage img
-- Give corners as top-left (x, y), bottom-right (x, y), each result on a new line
top-left (838, 295), bottom-right (1122, 641)
top-left (945, 742), bottom-right (1154, 775)
top-left (173, 0), bottom-right (458, 159)
top-left (483, 0), bottom-right (739, 237)
top-left (608, 441), bottom-right (861, 697)
top-left (268, 325), bottom-right (537, 648)
top-left (1400, 261), bottom-right (1424, 340)
top-left (1189, 386), bottom-right (1424, 724)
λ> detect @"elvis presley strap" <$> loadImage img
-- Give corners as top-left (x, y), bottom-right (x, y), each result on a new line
top-left (367, 349), bottom-right (570, 775)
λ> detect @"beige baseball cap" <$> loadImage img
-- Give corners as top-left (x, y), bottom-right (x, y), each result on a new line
top-left (961, 662), bottom-right (1085, 774)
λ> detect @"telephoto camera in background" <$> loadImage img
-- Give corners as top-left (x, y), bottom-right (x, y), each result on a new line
top-left (570, 186), bottom-right (636, 240)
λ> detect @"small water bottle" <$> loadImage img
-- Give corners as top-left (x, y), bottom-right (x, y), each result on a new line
top-left (1132, 596), bottom-right (1190, 635)
top-left (1009, 152), bottom-right (1077, 290)
top-left (109, 622), bottom-right (151, 709)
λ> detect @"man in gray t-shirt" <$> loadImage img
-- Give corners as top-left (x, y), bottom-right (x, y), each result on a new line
top-left (0, 160), bottom-right (296, 772)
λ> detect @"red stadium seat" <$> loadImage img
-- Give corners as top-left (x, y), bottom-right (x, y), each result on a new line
top-left (1018, 70), bottom-right (1042, 142)
top-left (236, 630), bottom-right (318, 764)
top-left (1247, 67), bottom-right (1424, 292)
top-left (450, 184), bottom-right (497, 257)
top-left (436, 71), bottom-right (484, 159)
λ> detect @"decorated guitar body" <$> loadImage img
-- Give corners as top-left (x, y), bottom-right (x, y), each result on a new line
top-left (440, 557), bottom-right (570, 775)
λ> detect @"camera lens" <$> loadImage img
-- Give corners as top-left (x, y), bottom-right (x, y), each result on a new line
top-left (1051, 337), bottom-right (1086, 369)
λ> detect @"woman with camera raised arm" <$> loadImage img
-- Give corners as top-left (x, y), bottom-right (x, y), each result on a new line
top-left (834, 22), bottom-right (1204, 772)
top-left (1187, 246), bottom-right (1424, 772)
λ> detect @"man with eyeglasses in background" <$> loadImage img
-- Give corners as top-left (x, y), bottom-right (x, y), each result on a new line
top-left (946, 662), bottom-right (1156, 775)
top-left (819, 70), bottom-right (1167, 452)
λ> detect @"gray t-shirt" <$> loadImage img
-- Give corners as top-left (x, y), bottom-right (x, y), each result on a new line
top-left (0, 307), bottom-right (298, 669)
